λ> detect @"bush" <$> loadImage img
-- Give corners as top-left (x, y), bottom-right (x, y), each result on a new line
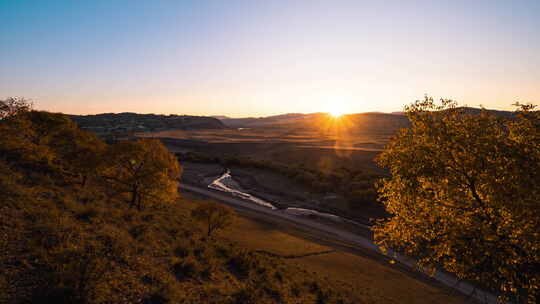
top-left (172, 257), bottom-right (201, 281)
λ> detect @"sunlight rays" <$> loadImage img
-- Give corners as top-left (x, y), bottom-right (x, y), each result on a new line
top-left (324, 102), bottom-right (349, 118)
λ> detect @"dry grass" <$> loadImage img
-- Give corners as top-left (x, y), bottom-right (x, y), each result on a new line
top-left (138, 128), bottom-right (390, 151)
top-left (217, 206), bottom-right (467, 304)
top-left (180, 196), bottom-right (467, 303)
top-left (139, 128), bottom-right (390, 177)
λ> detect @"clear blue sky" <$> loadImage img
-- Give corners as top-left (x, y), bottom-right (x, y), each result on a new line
top-left (1, 0), bottom-right (539, 117)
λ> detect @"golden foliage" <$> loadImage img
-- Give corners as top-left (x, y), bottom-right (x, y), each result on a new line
top-left (374, 97), bottom-right (540, 303)
top-left (103, 139), bottom-right (181, 209)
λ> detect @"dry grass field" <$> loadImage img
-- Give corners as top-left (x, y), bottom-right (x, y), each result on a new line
top-left (138, 127), bottom-right (391, 175)
top-left (140, 128), bottom-right (390, 150)
top-left (181, 197), bottom-right (469, 304)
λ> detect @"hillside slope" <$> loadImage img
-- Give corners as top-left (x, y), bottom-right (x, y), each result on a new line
top-left (0, 109), bottom-right (351, 304)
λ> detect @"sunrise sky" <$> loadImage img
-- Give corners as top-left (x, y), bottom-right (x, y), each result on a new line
top-left (1, 1), bottom-right (539, 117)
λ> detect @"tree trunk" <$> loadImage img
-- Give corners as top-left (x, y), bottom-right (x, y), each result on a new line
top-left (130, 186), bottom-right (138, 208)
top-left (137, 195), bottom-right (143, 211)
top-left (81, 174), bottom-right (88, 188)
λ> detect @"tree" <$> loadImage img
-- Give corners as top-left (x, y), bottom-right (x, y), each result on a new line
top-left (0, 98), bottom-right (36, 163)
top-left (104, 139), bottom-right (181, 209)
top-left (23, 111), bottom-right (78, 146)
top-left (191, 202), bottom-right (233, 238)
top-left (374, 97), bottom-right (540, 303)
top-left (51, 127), bottom-right (107, 187)
top-left (0, 97), bottom-right (32, 119)
top-left (0, 109), bottom-right (77, 170)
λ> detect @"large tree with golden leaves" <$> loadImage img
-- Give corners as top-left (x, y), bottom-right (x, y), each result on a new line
top-left (374, 97), bottom-right (540, 303)
top-left (104, 139), bottom-right (181, 209)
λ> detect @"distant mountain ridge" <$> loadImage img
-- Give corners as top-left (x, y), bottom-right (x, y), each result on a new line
top-left (217, 107), bottom-right (517, 134)
top-left (218, 112), bottom-right (326, 128)
top-left (70, 107), bottom-right (518, 136)
top-left (70, 112), bottom-right (226, 134)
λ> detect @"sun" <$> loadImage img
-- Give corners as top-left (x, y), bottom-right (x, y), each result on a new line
top-left (328, 108), bottom-right (345, 118)
top-left (326, 104), bottom-right (348, 118)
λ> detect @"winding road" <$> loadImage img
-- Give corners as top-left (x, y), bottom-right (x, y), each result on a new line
top-left (181, 183), bottom-right (497, 304)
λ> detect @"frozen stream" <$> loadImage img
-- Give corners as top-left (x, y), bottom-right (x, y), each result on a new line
top-left (208, 170), bottom-right (277, 209)
top-left (208, 170), bottom-right (366, 227)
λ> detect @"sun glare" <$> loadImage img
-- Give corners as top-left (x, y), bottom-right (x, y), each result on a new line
top-left (329, 109), bottom-right (345, 118)
top-left (326, 104), bottom-right (348, 118)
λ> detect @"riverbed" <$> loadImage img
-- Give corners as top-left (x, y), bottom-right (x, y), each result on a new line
top-left (208, 169), bottom-right (369, 228)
